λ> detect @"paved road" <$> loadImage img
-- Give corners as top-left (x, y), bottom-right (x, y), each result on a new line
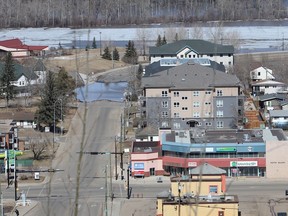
top-left (30, 100), bottom-right (124, 215)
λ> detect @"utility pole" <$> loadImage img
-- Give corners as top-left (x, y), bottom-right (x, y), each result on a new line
top-left (114, 136), bottom-right (118, 180)
top-left (109, 153), bottom-right (113, 200)
top-left (127, 168), bottom-right (130, 199)
top-left (104, 165), bottom-right (108, 216)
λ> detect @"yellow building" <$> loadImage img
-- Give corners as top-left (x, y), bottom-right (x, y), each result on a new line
top-left (157, 163), bottom-right (240, 216)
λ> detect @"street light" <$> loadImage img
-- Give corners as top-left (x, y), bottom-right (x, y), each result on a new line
top-left (53, 98), bottom-right (63, 154)
top-left (99, 31), bottom-right (102, 56)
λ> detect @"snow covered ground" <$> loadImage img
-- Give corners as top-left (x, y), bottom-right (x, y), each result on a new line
top-left (0, 23), bottom-right (288, 52)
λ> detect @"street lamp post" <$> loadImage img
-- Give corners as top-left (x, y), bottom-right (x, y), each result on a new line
top-left (99, 32), bottom-right (102, 56)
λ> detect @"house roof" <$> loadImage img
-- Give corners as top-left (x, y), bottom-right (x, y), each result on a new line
top-left (251, 79), bottom-right (286, 86)
top-left (190, 162), bottom-right (226, 175)
top-left (135, 126), bottom-right (158, 139)
top-left (0, 61), bottom-right (38, 81)
top-left (258, 93), bottom-right (287, 102)
top-left (0, 38), bottom-right (48, 51)
top-left (0, 112), bottom-right (35, 121)
top-left (269, 110), bottom-right (288, 117)
top-left (142, 61), bottom-right (240, 90)
top-left (20, 58), bottom-right (46, 71)
top-left (149, 40), bottom-right (234, 55)
top-left (144, 58), bottom-right (225, 77)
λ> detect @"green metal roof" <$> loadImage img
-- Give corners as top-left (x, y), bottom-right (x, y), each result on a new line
top-left (0, 61), bottom-right (38, 81)
top-left (149, 39), bottom-right (234, 55)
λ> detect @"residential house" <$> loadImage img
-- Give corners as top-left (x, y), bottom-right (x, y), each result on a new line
top-left (140, 61), bottom-right (243, 130)
top-left (0, 120), bottom-right (19, 150)
top-left (250, 66), bottom-right (275, 81)
top-left (0, 38), bottom-right (48, 58)
top-left (21, 58), bottom-right (47, 84)
top-left (268, 110), bottom-right (288, 130)
top-left (0, 112), bottom-right (36, 129)
top-left (149, 39), bottom-right (234, 68)
top-left (258, 93), bottom-right (287, 111)
top-left (251, 79), bottom-right (287, 96)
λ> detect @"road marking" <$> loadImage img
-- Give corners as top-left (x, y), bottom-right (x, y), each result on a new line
top-left (119, 182), bottom-right (122, 197)
top-left (38, 184), bottom-right (46, 197)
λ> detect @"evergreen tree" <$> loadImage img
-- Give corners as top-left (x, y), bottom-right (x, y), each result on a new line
top-left (162, 35), bottom-right (167, 45)
top-left (122, 40), bottom-right (138, 64)
top-left (0, 52), bottom-right (15, 107)
top-left (55, 67), bottom-right (75, 98)
top-left (156, 35), bottom-right (162, 47)
top-left (102, 46), bottom-right (112, 60)
top-left (35, 71), bottom-right (59, 127)
top-left (92, 37), bottom-right (97, 49)
top-left (112, 48), bottom-right (119, 61)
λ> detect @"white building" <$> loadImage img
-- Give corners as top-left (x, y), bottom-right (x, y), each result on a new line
top-left (250, 66), bottom-right (275, 81)
top-left (149, 39), bottom-right (234, 68)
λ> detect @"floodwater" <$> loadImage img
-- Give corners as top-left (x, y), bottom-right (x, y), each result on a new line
top-left (75, 81), bottom-right (128, 102)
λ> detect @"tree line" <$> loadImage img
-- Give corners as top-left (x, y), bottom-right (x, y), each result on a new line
top-left (0, 0), bottom-right (287, 28)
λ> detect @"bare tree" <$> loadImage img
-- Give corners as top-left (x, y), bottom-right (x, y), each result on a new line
top-left (29, 137), bottom-right (49, 160)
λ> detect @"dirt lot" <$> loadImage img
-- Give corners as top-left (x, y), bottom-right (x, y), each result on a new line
top-left (44, 47), bottom-right (130, 75)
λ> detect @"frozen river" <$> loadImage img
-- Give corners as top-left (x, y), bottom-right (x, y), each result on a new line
top-left (1, 21), bottom-right (288, 52)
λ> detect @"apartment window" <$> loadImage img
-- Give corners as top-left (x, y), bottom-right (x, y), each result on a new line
top-left (182, 107), bottom-right (188, 110)
top-left (258, 72), bottom-right (261, 76)
top-left (193, 112), bottom-right (200, 118)
top-left (209, 185), bottom-right (218, 194)
top-left (174, 102), bottom-right (180, 107)
top-left (193, 91), bottom-right (199, 96)
top-left (19, 81), bottom-right (22, 86)
top-left (188, 55), bottom-right (191, 58)
top-left (162, 101), bottom-right (168, 108)
top-left (217, 90), bottom-right (223, 96)
top-left (205, 112), bottom-right (211, 116)
top-left (193, 102), bottom-right (200, 107)
top-left (193, 55), bottom-right (196, 58)
top-left (216, 100), bottom-right (223, 107)
top-left (205, 102), bottom-right (211, 105)
top-left (205, 91), bottom-right (211, 95)
top-left (210, 54), bottom-right (213, 57)
top-left (162, 111), bottom-right (168, 118)
top-left (228, 61), bottom-right (231, 65)
top-left (180, 55), bottom-right (184, 58)
top-left (174, 92), bottom-right (179, 97)
top-left (220, 62), bottom-right (223, 65)
top-left (216, 121), bottom-right (224, 128)
top-left (228, 54), bottom-right (231, 57)
top-left (205, 122), bottom-right (212, 126)
top-left (197, 122), bottom-right (202, 126)
top-left (162, 121), bottom-right (168, 127)
top-left (182, 97), bottom-right (188, 100)
top-left (220, 54), bottom-right (223, 57)
top-left (174, 123), bottom-right (181, 129)
top-left (216, 110), bottom-right (224, 117)
top-left (162, 91), bottom-right (168, 97)
top-left (174, 113), bottom-right (180, 118)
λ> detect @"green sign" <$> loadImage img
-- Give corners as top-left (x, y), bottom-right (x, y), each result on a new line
top-left (5, 150), bottom-right (15, 169)
top-left (216, 147), bottom-right (236, 152)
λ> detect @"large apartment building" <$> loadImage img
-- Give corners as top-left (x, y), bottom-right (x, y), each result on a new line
top-left (140, 61), bottom-right (244, 130)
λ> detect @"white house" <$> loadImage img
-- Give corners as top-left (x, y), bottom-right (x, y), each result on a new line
top-left (250, 66), bottom-right (275, 81)
top-left (251, 80), bottom-right (287, 96)
top-left (149, 39), bottom-right (234, 68)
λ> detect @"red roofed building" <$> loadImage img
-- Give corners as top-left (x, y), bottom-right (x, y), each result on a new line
top-left (0, 38), bottom-right (48, 58)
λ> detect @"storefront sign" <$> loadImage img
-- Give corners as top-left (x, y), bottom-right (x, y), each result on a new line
top-left (216, 147), bottom-right (236, 152)
top-left (187, 162), bottom-right (197, 167)
top-left (190, 147), bottom-right (203, 152)
top-left (134, 162), bottom-right (144, 170)
top-left (230, 161), bottom-right (258, 167)
top-left (205, 147), bottom-right (214, 152)
top-left (134, 170), bottom-right (144, 175)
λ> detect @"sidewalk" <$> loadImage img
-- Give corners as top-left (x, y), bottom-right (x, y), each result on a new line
top-left (3, 199), bottom-right (39, 216)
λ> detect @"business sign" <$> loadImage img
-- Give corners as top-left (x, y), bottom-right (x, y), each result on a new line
top-left (230, 161), bottom-right (258, 167)
top-left (134, 170), bottom-right (144, 175)
top-left (5, 150), bottom-right (15, 169)
top-left (190, 147), bottom-right (203, 152)
top-left (216, 147), bottom-right (236, 152)
top-left (205, 147), bottom-right (214, 152)
top-left (134, 162), bottom-right (144, 170)
top-left (187, 162), bottom-right (197, 167)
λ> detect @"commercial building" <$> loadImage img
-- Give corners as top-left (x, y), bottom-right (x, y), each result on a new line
top-left (157, 163), bottom-right (239, 216)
